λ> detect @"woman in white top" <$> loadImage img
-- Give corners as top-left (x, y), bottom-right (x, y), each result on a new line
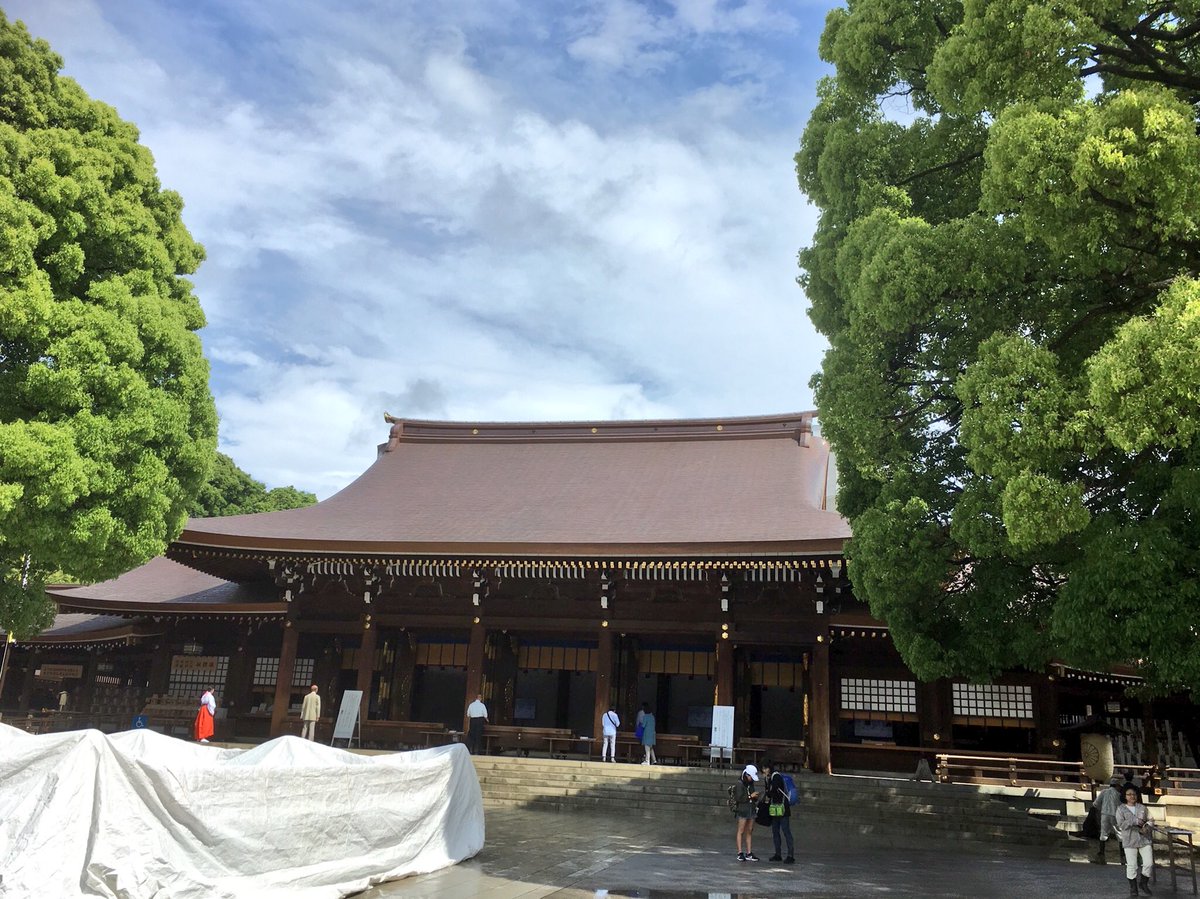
top-left (601, 708), bottom-right (620, 762)
top-left (1115, 786), bottom-right (1153, 896)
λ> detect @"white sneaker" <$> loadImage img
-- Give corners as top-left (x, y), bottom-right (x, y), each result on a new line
top-left (199, 739), bottom-right (209, 743)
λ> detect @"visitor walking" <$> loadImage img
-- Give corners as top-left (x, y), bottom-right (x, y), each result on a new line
top-left (300, 684), bottom-right (321, 740)
top-left (761, 758), bottom-right (795, 864)
top-left (194, 687), bottom-right (216, 743)
top-left (601, 706), bottom-right (620, 762)
top-left (1116, 786), bottom-right (1154, 896)
top-left (1092, 775), bottom-right (1123, 864)
top-left (733, 764), bottom-right (761, 862)
top-left (466, 693), bottom-right (488, 754)
top-left (639, 707), bottom-right (657, 765)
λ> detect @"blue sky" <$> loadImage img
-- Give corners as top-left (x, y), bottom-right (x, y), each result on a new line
top-left (10, 0), bottom-right (838, 498)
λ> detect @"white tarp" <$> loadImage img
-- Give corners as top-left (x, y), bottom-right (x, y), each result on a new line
top-left (0, 724), bottom-right (484, 898)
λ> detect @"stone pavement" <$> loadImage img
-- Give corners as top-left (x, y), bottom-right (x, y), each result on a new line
top-left (368, 807), bottom-right (1142, 898)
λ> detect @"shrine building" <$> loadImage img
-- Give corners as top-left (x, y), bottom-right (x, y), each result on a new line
top-left (4, 412), bottom-right (1191, 774)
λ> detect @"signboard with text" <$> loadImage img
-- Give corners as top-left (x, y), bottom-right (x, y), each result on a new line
top-left (331, 690), bottom-right (363, 746)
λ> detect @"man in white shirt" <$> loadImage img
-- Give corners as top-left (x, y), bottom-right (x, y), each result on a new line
top-left (466, 694), bottom-right (488, 754)
top-left (601, 706), bottom-right (620, 762)
top-left (300, 684), bottom-right (321, 740)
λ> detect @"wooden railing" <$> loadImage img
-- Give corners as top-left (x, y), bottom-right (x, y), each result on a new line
top-left (936, 752), bottom-right (1090, 787)
top-left (1164, 768), bottom-right (1200, 797)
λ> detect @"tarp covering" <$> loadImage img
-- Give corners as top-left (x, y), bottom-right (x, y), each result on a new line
top-left (0, 724), bottom-right (484, 898)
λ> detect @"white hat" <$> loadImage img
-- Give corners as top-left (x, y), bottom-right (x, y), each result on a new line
top-left (743, 764), bottom-right (759, 781)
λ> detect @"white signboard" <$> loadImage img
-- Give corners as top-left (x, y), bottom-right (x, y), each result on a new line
top-left (331, 690), bottom-right (363, 746)
top-left (710, 705), bottom-right (734, 764)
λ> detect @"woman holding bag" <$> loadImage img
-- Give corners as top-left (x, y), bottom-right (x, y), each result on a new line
top-left (639, 706), bottom-right (657, 765)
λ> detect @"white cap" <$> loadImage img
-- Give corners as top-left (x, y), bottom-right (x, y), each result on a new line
top-left (743, 764), bottom-right (759, 781)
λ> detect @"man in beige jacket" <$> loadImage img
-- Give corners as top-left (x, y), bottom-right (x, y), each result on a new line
top-left (300, 684), bottom-right (321, 740)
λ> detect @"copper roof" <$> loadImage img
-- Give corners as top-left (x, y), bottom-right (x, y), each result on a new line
top-left (176, 412), bottom-right (850, 557)
top-left (46, 556), bottom-right (282, 615)
top-left (15, 613), bottom-right (162, 646)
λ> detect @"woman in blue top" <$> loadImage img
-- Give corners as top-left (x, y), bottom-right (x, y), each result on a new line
top-left (640, 708), bottom-right (657, 765)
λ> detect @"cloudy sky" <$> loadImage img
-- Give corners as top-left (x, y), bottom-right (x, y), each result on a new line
top-left (9, 0), bottom-right (836, 498)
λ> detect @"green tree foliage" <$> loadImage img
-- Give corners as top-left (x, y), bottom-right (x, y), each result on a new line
top-left (799, 1), bottom-right (1200, 695)
top-left (190, 453), bottom-right (316, 518)
top-left (0, 15), bottom-right (216, 636)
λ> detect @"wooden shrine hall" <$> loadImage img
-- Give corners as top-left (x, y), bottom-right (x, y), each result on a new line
top-left (6, 412), bottom-right (1187, 774)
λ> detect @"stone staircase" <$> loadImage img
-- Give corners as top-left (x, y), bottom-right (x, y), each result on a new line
top-left (472, 756), bottom-right (1090, 860)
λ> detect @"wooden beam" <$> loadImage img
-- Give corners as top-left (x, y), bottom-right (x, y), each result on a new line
top-left (809, 638), bottom-right (831, 774)
top-left (269, 623), bottom-right (299, 737)
top-left (356, 621), bottom-right (377, 723)
top-left (593, 624), bottom-right (614, 740)
top-left (463, 620), bottom-right (486, 732)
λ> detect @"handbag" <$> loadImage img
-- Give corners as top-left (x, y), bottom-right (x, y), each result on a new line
top-left (635, 723), bottom-right (644, 741)
top-left (769, 802), bottom-right (786, 817)
top-left (1081, 806), bottom-right (1100, 840)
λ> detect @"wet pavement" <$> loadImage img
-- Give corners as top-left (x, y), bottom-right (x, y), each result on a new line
top-left (366, 807), bottom-right (1140, 898)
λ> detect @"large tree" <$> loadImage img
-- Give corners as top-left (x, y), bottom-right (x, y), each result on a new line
top-left (799, 1), bottom-right (1200, 695)
top-left (190, 453), bottom-right (317, 518)
top-left (0, 14), bottom-right (216, 636)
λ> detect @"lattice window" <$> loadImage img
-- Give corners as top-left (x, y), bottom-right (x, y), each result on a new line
top-left (518, 645), bottom-right (599, 672)
top-left (637, 649), bottom-right (714, 676)
top-left (415, 642), bottom-right (468, 668)
top-left (841, 677), bottom-right (916, 713)
top-left (252, 657), bottom-right (314, 688)
top-left (750, 662), bottom-right (803, 688)
top-left (168, 655), bottom-right (229, 700)
top-left (952, 683), bottom-right (1032, 719)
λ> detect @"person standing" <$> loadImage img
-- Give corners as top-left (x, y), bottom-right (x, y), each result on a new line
top-left (640, 707), bottom-right (657, 765)
top-left (58, 688), bottom-right (69, 713)
top-left (601, 706), bottom-right (620, 762)
top-left (762, 758), bottom-right (795, 864)
top-left (1092, 776), bottom-right (1123, 863)
top-left (466, 693), bottom-right (488, 754)
top-left (1116, 785), bottom-right (1154, 896)
top-left (194, 687), bottom-right (216, 743)
top-left (300, 684), bottom-right (321, 740)
top-left (733, 764), bottom-right (761, 862)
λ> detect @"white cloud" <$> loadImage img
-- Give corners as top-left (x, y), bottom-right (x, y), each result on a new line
top-left (9, 0), bottom-right (830, 498)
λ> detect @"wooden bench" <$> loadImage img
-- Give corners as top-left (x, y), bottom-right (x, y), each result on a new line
top-left (652, 732), bottom-right (700, 764)
top-left (141, 698), bottom-right (199, 738)
top-left (483, 725), bottom-right (575, 757)
top-left (360, 720), bottom-right (452, 749)
top-left (737, 737), bottom-right (808, 770)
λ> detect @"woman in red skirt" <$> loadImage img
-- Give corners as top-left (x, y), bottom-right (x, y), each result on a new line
top-left (194, 687), bottom-right (216, 743)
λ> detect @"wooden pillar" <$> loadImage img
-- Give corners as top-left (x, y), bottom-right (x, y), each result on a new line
top-left (1037, 675), bottom-right (1060, 755)
top-left (593, 625), bottom-right (614, 739)
top-left (225, 632), bottom-right (251, 716)
top-left (18, 650), bottom-right (41, 711)
top-left (809, 637), bottom-right (831, 774)
top-left (463, 620), bottom-right (486, 732)
top-left (389, 632), bottom-right (416, 721)
top-left (78, 653), bottom-right (99, 719)
top-left (270, 623), bottom-right (299, 737)
top-left (148, 642), bottom-right (172, 697)
top-left (357, 621), bottom-right (377, 721)
top-left (716, 638), bottom-right (734, 706)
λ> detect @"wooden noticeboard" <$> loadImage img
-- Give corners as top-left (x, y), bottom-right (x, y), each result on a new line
top-left (331, 689), bottom-right (363, 747)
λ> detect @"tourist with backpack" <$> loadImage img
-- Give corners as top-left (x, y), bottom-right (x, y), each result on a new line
top-left (761, 758), bottom-right (796, 864)
top-left (730, 765), bottom-right (761, 862)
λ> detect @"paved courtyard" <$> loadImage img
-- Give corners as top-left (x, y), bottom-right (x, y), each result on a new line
top-left (370, 807), bottom-right (1144, 898)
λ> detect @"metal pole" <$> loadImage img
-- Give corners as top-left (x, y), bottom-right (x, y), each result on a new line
top-left (0, 633), bottom-right (12, 722)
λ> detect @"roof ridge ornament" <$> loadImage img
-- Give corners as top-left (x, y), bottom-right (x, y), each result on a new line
top-left (384, 412), bottom-right (403, 452)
